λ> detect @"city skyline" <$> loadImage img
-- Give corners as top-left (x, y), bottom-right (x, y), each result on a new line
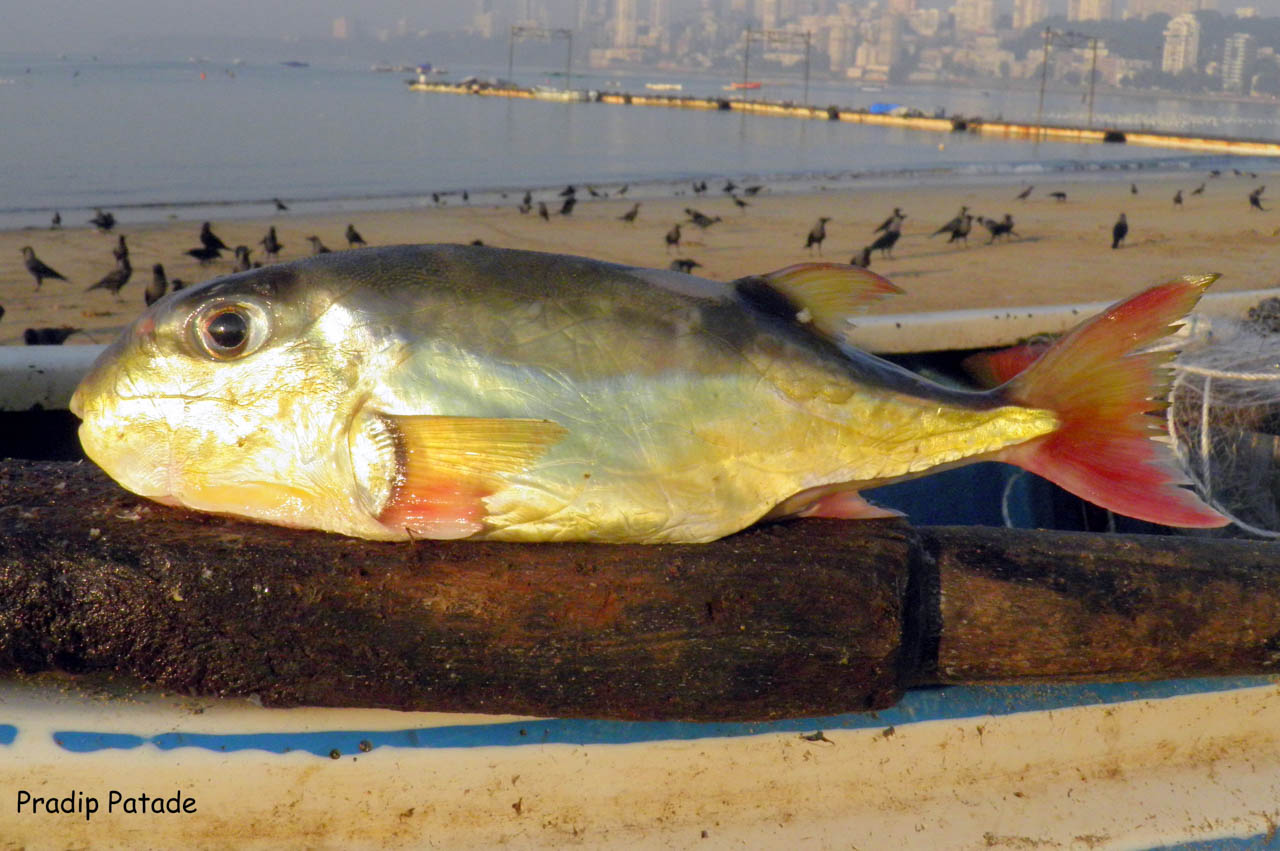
top-left (6, 0), bottom-right (1280, 96)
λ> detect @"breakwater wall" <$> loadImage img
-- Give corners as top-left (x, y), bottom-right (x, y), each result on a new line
top-left (407, 80), bottom-right (1280, 158)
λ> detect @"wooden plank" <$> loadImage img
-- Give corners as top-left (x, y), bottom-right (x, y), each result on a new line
top-left (0, 460), bottom-right (909, 721)
top-left (2, 460), bottom-right (1278, 720)
top-left (922, 525), bottom-right (1280, 685)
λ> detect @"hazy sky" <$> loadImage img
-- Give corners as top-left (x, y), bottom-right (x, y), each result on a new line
top-left (0, 0), bottom-right (482, 53)
top-left (1, 0), bottom-right (1275, 55)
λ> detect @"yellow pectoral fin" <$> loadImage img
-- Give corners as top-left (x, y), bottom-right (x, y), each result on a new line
top-left (376, 414), bottom-right (568, 539)
top-left (761, 262), bottom-right (904, 341)
top-left (393, 414), bottom-right (568, 483)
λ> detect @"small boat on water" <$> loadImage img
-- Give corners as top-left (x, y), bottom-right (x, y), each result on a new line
top-left (645, 82), bottom-right (683, 91)
top-left (281, 61), bottom-right (309, 69)
top-left (532, 86), bottom-right (588, 102)
top-left (725, 81), bottom-right (762, 90)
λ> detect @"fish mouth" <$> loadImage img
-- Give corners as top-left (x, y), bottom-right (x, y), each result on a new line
top-left (68, 383), bottom-right (85, 419)
top-left (71, 345), bottom-right (186, 502)
top-left (69, 333), bottom-right (133, 421)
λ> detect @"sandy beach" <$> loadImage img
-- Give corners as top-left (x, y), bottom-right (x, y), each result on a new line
top-left (2, 172), bottom-right (1278, 347)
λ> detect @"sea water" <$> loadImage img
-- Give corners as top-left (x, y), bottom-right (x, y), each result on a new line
top-left (1, 53), bottom-right (1278, 230)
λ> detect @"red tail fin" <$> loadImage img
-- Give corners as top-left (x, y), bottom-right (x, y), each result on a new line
top-left (999, 275), bottom-right (1228, 528)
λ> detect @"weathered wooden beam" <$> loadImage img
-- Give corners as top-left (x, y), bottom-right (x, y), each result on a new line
top-left (920, 527), bottom-right (1280, 686)
top-left (0, 460), bottom-right (911, 720)
top-left (1, 459), bottom-right (1278, 721)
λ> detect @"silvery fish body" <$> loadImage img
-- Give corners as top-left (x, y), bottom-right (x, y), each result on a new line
top-left (71, 244), bottom-right (1222, 543)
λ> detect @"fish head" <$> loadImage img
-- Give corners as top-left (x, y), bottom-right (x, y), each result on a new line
top-left (71, 259), bottom-right (406, 537)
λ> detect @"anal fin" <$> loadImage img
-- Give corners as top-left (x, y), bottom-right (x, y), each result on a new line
top-left (767, 484), bottom-right (905, 522)
top-left (797, 491), bottom-right (904, 520)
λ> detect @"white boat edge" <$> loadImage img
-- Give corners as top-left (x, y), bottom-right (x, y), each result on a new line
top-left (0, 676), bottom-right (1275, 847)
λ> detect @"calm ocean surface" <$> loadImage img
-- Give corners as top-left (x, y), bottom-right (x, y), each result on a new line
top-left (2, 53), bottom-right (1279, 229)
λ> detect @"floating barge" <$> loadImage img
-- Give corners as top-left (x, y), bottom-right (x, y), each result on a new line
top-left (407, 78), bottom-right (1280, 158)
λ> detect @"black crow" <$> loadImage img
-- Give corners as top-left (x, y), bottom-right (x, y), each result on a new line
top-left (21, 246), bottom-right (69, 290)
top-left (1112, 213), bottom-right (1128, 249)
top-left (805, 217), bottom-right (831, 254)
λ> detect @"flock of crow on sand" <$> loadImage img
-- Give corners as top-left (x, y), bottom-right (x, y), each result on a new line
top-left (598, 177), bottom-right (1023, 273)
top-left (15, 198), bottom-right (375, 344)
top-left (1110, 167), bottom-right (1266, 249)
top-left (788, 201), bottom-right (1018, 270)
top-left (10, 167), bottom-right (1273, 344)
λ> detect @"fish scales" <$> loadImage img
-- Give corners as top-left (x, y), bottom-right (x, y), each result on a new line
top-left (71, 244), bottom-right (1222, 543)
top-left (343, 248), bottom-right (1049, 539)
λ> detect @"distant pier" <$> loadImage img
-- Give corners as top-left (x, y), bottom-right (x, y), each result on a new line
top-left (407, 79), bottom-right (1280, 159)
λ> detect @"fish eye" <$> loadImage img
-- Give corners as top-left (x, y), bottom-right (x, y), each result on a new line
top-left (208, 310), bottom-right (246, 349)
top-left (192, 301), bottom-right (269, 360)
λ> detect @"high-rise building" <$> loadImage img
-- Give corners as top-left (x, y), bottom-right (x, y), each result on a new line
top-left (828, 21), bottom-right (858, 71)
top-left (1128, 0), bottom-right (1211, 18)
top-left (614, 0), bottom-right (637, 46)
top-left (953, 0), bottom-right (996, 33)
top-left (757, 0), bottom-right (783, 28)
top-left (1013, 0), bottom-right (1049, 29)
top-left (875, 13), bottom-right (905, 66)
top-left (578, 0), bottom-right (609, 28)
top-left (652, 0), bottom-right (672, 33)
top-left (1161, 12), bottom-right (1200, 73)
top-left (474, 0), bottom-right (496, 37)
top-left (1222, 32), bottom-right (1256, 91)
top-left (1069, 0), bottom-right (1113, 21)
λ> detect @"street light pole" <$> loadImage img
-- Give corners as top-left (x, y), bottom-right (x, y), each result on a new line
top-left (509, 26), bottom-right (575, 91)
top-left (1037, 28), bottom-right (1094, 141)
top-left (803, 31), bottom-right (811, 104)
top-left (1036, 27), bottom-right (1050, 144)
top-left (1087, 37), bottom-right (1098, 129)
top-left (507, 28), bottom-right (516, 83)
top-left (743, 28), bottom-right (812, 103)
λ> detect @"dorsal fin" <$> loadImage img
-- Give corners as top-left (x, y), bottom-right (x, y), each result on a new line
top-left (738, 263), bottom-right (903, 341)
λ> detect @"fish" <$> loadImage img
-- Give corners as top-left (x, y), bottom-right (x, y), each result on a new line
top-left (70, 244), bottom-right (1227, 544)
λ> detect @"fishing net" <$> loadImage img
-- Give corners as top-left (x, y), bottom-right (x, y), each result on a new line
top-left (1167, 299), bottom-right (1280, 538)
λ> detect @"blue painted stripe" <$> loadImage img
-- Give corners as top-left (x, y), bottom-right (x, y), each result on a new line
top-left (43, 676), bottom-right (1277, 759)
top-left (0, 725), bottom-right (15, 746)
top-left (52, 732), bottom-right (144, 752)
top-left (1157, 831), bottom-right (1280, 850)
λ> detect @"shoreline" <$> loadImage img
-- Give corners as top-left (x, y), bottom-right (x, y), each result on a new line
top-left (0, 151), bottom-right (1267, 233)
top-left (3, 172), bottom-right (1279, 348)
